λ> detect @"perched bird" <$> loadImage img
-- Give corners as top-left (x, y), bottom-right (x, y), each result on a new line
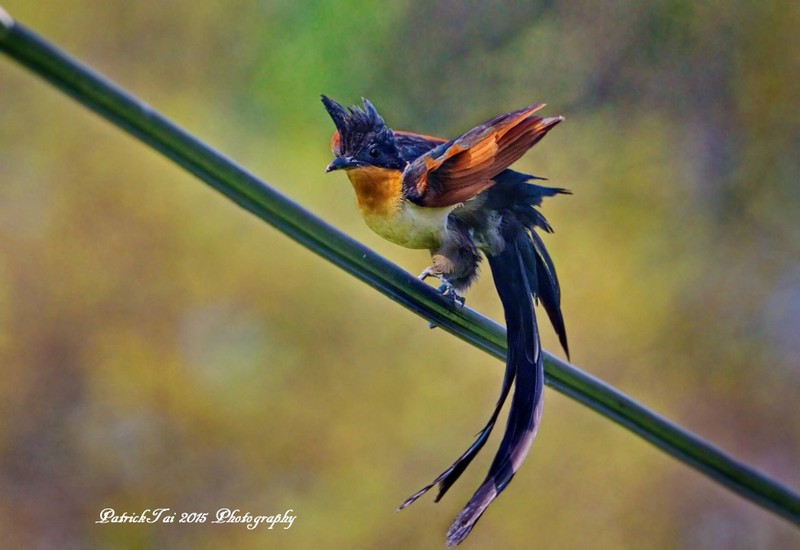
top-left (322, 95), bottom-right (569, 546)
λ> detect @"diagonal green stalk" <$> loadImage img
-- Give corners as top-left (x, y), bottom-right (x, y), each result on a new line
top-left (1, 8), bottom-right (798, 526)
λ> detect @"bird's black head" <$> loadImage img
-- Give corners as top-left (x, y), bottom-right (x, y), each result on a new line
top-left (321, 95), bottom-right (405, 173)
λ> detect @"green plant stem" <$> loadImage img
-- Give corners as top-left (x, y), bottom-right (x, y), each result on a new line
top-left (1, 9), bottom-right (798, 526)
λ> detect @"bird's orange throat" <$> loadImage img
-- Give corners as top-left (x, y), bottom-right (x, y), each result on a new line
top-left (342, 165), bottom-right (450, 250)
top-left (344, 166), bottom-right (403, 218)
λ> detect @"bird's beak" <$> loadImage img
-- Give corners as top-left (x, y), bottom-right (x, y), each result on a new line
top-left (326, 156), bottom-right (358, 173)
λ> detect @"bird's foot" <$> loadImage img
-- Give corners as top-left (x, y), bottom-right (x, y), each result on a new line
top-left (437, 281), bottom-right (466, 308)
top-left (419, 267), bottom-right (465, 328)
top-left (418, 267), bottom-right (465, 303)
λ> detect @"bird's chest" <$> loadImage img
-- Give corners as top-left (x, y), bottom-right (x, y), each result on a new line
top-left (364, 201), bottom-right (455, 250)
top-left (346, 167), bottom-right (453, 250)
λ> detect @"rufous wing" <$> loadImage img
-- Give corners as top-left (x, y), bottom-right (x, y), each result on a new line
top-left (402, 105), bottom-right (563, 208)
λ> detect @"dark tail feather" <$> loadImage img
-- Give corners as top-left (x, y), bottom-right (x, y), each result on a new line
top-left (529, 230), bottom-right (569, 358)
top-left (399, 331), bottom-right (516, 509)
top-left (399, 212), bottom-right (555, 545)
top-left (398, 218), bottom-right (532, 511)
top-left (446, 221), bottom-right (545, 546)
top-left (486, 172), bottom-right (569, 358)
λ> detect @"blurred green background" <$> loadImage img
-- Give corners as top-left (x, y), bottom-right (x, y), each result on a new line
top-left (1, 1), bottom-right (798, 548)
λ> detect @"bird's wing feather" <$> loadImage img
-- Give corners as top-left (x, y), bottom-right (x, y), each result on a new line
top-left (402, 105), bottom-right (563, 208)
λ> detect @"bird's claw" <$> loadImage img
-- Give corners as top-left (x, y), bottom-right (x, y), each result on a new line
top-left (438, 283), bottom-right (466, 307)
top-left (418, 267), bottom-right (435, 281)
top-left (428, 281), bottom-right (466, 329)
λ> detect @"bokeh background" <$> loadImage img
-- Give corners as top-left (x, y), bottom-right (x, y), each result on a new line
top-left (1, 1), bottom-right (798, 548)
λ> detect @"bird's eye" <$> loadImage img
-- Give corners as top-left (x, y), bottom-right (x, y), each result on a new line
top-left (368, 147), bottom-right (380, 159)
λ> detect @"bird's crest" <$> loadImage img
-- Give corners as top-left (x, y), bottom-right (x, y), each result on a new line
top-left (321, 95), bottom-right (393, 156)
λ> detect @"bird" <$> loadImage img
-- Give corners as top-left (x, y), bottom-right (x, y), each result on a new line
top-left (322, 95), bottom-right (569, 546)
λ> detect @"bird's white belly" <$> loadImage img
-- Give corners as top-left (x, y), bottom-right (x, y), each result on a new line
top-left (361, 201), bottom-right (455, 250)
